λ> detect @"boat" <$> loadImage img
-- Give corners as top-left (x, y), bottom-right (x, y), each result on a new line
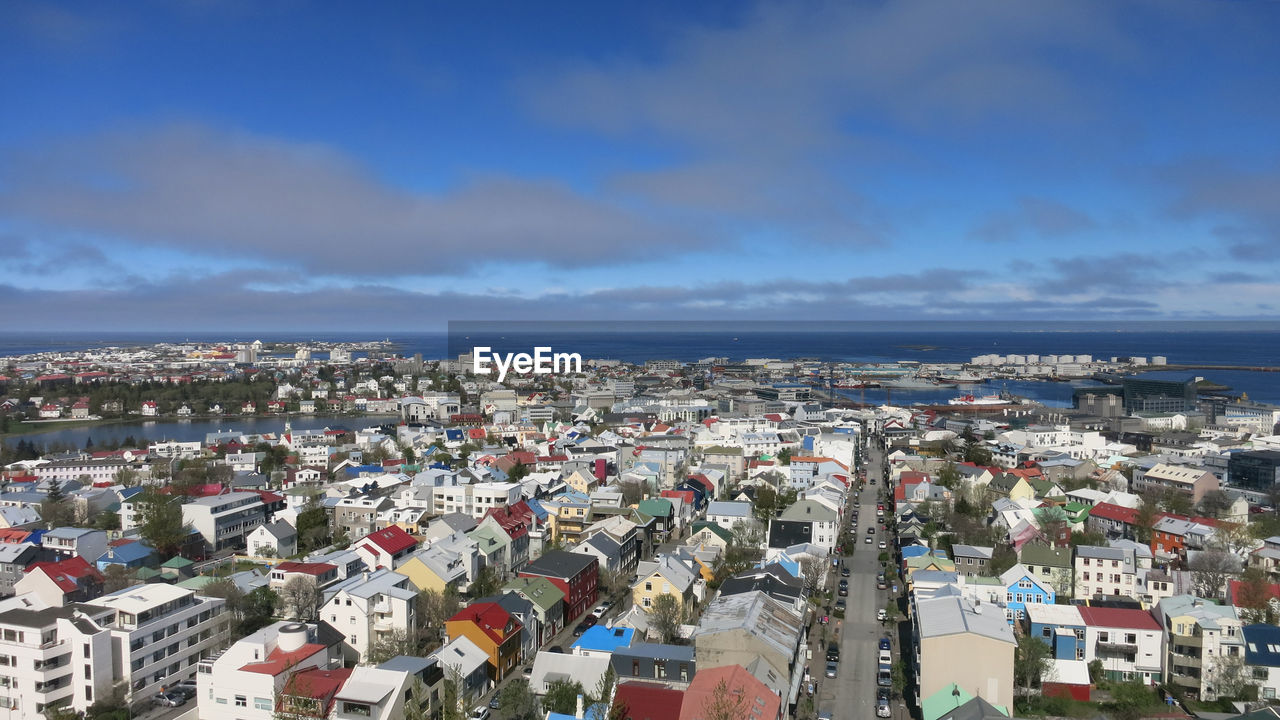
top-left (882, 377), bottom-right (956, 390)
top-left (947, 394), bottom-right (1008, 406)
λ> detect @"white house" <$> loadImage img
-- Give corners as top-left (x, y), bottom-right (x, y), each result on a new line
top-left (248, 520), bottom-right (298, 558)
top-left (320, 569), bottom-right (417, 664)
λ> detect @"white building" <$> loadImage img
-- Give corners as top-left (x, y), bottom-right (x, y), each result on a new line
top-left (431, 482), bottom-right (522, 519)
top-left (320, 570), bottom-right (417, 664)
top-left (181, 492), bottom-right (269, 553)
top-left (1074, 546), bottom-right (1138, 600)
top-left (0, 602), bottom-right (116, 719)
top-left (197, 621), bottom-right (340, 720)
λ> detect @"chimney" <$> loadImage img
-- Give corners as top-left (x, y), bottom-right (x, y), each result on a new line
top-left (575, 694), bottom-right (584, 719)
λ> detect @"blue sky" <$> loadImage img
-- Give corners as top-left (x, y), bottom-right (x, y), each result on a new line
top-left (2, 1), bottom-right (1279, 330)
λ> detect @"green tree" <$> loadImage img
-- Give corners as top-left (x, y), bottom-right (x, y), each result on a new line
top-left (777, 447), bottom-right (792, 465)
top-left (1106, 678), bottom-right (1158, 720)
top-left (402, 678), bottom-right (433, 720)
top-left (508, 461), bottom-right (531, 482)
top-left (239, 586), bottom-right (279, 635)
top-left (136, 489), bottom-right (191, 559)
top-left (1013, 631), bottom-right (1052, 699)
top-left (542, 679), bottom-right (586, 716)
top-left (295, 499), bottom-right (330, 553)
top-left (499, 678), bottom-right (540, 720)
top-left (647, 593), bottom-right (682, 644)
top-left (416, 586), bottom-right (461, 653)
top-left (467, 566), bottom-right (501, 599)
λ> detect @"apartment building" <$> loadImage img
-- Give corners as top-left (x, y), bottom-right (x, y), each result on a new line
top-left (431, 483), bottom-right (522, 519)
top-left (320, 570), bottom-right (417, 664)
top-left (87, 584), bottom-right (228, 702)
top-left (1154, 595), bottom-right (1244, 701)
top-left (1074, 546), bottom-right (1138, 600)
top-left (181, 492), bottom-right (269, 553)
top-left (0, 603), bottom-right (115, 719)
top-left (197, 621), bottom-right (342, 720)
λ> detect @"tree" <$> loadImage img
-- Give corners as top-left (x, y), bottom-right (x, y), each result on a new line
top-left (467, 566), bottom-right (501, 599)
top-left (1189, 547), bottom-right (1238, 601)
top-left (777, 447), bottom-right (792, 465)
top-left (366, 629), bottom-right (415, 665)
top-left (239, 586), bottom-right (279, 635)
top-left (1134, 494), bottom-right (1160, 545)
top-left (1107, 678), bottom-right (1158, 720)
top-left (403, 678), bottom-right (433, 720)
top-left (1235, 567), bottom-right (1278, 624)
top-left (417, 586), bottom-right (461, 653)
top-left (1199, 489), bottom-right (1235, 518)
top-left (278, 576), bottom-right (323, 621)
top-left (647, 593), bottom-right (682, 644)
top-left (40, 494), bottom-right (76, 529)
top-left (937, 462), bottom-right (961, 490)
top-left (751, 484), bottom-right (778, 523)
top-left (699, 678), bottom-right (749, 720)
top-left (1208, 653), bottom-right (1259, 701)
top-left (102, 565), bottom-right (139, 593)
top-left (619, 479), bottom-right (646, 506)
top-left (988, 543), bottom-right (1017, 576)
top-left (508, 461), bottom-right (531, 482)
top-left (799, 557), bottom-right (826, 592)
top-left (136, 488), bottom-right (191, 559)
top-left (295, 498), bottom-right (330, 553)
top-left (1013, 633), bottom-right (1052, 698)
top-left (543, 679), bottom-right (586, 716)
top-left (498, 678), bottom-right (540, 720)
top-left (589, 665), bottom-right (617, 709)
top-left (598, 568), bottom-right (628, 599)
top-left (92, 510), bottom-right (121, 531)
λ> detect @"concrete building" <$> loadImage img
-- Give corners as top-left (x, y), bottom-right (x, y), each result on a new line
top-left (0, 603), bottom-right (116, 719)
top-left (181, 492), bottom-right (269, 553)
top-left (913, 593), bottom-right (1015, 716)
top-left (320, 569), bottom-right (417, 664)
top-left (197, 621), bottom-right (342, 720)
top-left (1154, 595), bottom-right (1244, 701)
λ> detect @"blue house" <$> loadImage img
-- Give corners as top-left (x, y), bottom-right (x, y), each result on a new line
top-left (573, 625), bottom-right (635, 654)
top-left (999, 563), bottom-right (1056, 624)
top-left (1025, 603), bottom-right (1085, 660)
top-left (96, 541), bottom-right (156, 571)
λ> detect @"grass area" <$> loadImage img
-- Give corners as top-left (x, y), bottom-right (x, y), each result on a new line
top-left (1016, 695), bottom-right (1096, 717)
top-left (2, 417), bottom-right (114, 438)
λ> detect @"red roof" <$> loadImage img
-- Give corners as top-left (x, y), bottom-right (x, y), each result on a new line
top-left (484, 500), bottom-right (533, 540)
top-left (1089, 503), bottom-right (1139, 524)
top-left (25, 556), bottom-right (104, 593)
top-left (468, 428), bottom-right (488, 440)
top-left (281, 667), bottom-right (351, 710)
top-left (447, 602), bottom-right (521, 645)
top-left (274, 561), bottom-right (337, 576)
top-left (1077, 606), bottom-right (1162, 631)
top-left (680, 665), bottom-right (780, 720)
top-left (615, 682), bottom-right (685, 720)
top-left (763, 413), bottom-right (784, 422)
top-left (359, 526), bottom-right (417, 555)
top-left (662, 489), bottom-right (695, 505)
top-left (240, 643), bottom-right (328, 675)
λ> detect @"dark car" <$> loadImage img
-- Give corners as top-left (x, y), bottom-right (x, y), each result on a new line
top-left (827, 642), bottom-right (840, 662)
top-left (489, 696), bottom-right (501, 709)
top-left (835, 598), bottom-right (846, 611)
top-left (867, 527), bottom-right (875, 534)
top-left (838, 579), bottom-right (849, 589)
top-left (840, 567), bottom-right (850, 577)
top-left (879, 637), bottom-right (892, 651)
top-left (548, 645), bottom-right (564, 653)
top-left (839, 585), bottom-right (848, 597)
top-left (573, 622), bottom-right (593, 636)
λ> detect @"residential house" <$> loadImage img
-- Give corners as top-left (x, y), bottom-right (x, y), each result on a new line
top-left (445, 602), bottom-right (523, 682)
top-left (913, 593), bottom-right (1016, 717)
top-left (182, 491), bottom-right (269, 553)
top-left (0, 543), bottom-right (46, 597)
top-left (1134, 464), bottom-right (1219, 505)
top-left (611, 642), bottom-right (695, 687)
top-left (777, 500), bottom-right (839, 553)
top-left (951, 545), bottom-right (994, 578)
top-left (334, 496), bottom-right (394, 539)
top-left (704, 501), bottom-right (753, 529)
top-left (14, 556), bottom-right (105, 606)
top-left (678, 664), bottom-right (781, 720)
top-left (632, 555), bottom-right (700, 612)
top-left (395, 533), bottom-right (478, 594)
top-left (429, 635), bottom-right (491, 707)
top-left (1078, 606), bottom-right (1165, 685)
top-left (1154, 595), bottom-right (1245, 700)
top-left (999, 564), bottom-right (1056, 623)
top-left (501, 577), bottom-right (565, 646)
top-left (1017, 543), bottom-right (1072, 600)
top-left (691, 590), bottom-right (805, 703)
top-left (518, 550), bottom-right (598, 622)
top-left (197, 621), bottom-right (342, 720)
top-left (247, 520), bottom-right (298, 559)
top-left (1087, 503), bottom-right (1140, 540)
top-left (353, 526), bottom-right (418, 570)
top-left (40, 528), bottom-right (107, 565)
top-left (1243, 623), bottom-right (1280, 701)
top-left (1075, 546), bottom-right (1138, 600)
top-left (320, 569), bottom-right (417, 664)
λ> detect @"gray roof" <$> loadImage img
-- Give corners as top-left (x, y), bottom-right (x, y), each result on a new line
top-left (915, 595), bottom-right (1015, 645)
top-left (377, 655), bottom-right (437, 674)
top-left (693, 590), bottom-right (803, 662)
top-left (1075, 545), bottom-right (1130, 561)
top-left (523, 549), bottom-right (596, 579)
top-left (614, 642), bottom-right (694, 662)
top-left (331, 568), bottom-right (416, 601)
top-left (950, 545), bottom-right (993, 560)
top-left (938, 695), bottom-right (1012, 720)
top-left (257, 520), bottom-right (297, 541)
top-left (706, 501), bottom-right (752, 518)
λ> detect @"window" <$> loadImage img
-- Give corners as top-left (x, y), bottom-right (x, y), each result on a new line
top-left (1083, 572), bottom-right (1091, 581)
top-left (343, 702), bottom-right (371, 716)
top-left (1043, 627), bottom-right (1052, 638)
top-left (1099, 632), bottom-right (1110, 643)
top-left (255, 698), bottom-right (272, 711)
top-left (235, 695), bottom-right (247, 708)
top-left (1125, 633), bottom-right (1137, 644)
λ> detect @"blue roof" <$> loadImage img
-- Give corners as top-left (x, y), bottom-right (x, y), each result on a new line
top-left (444, 429), bottom-right (464, 441)
top-left (345, 464), bottom-right (385, 477)
top-left (96, 541), bottom-right (154, 565)
top-left (1245, 624), bottom-right (1280, 667)
top-left (524, 498), bottom-right (550, 521)
top-left (758, 553), bottom-right (800, 580)
top-left (119, 486), bottom-right (146, 500)
top-left (901, 545), bottom-right (932, 559)
top-left (571, 625), bottom-right (634, 653)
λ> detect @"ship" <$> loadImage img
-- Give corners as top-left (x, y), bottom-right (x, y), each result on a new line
top-left (947, 393), bottom-right (1009, 406)
top-left (881, 377), bottom-right (956, 390)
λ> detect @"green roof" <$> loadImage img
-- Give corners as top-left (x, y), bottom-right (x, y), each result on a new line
top-left (161, 556), bottom-right (195, 568)
top-left (922, 683), bottom-right (1009, 720)
top-left (690, 521), bottom-right (734, 542)
top-left (177, 576), bottom-right (219, 590)
top-left (1019, 542), bottom-right (1072, 568)
top-left (703, 446), bottom-right (744, 456)
top-left (637, 498), bottom-right (673, 517)
top-left (135, 567), bottom-right (163, 580)
top-left (502, 576), bottom-right (565, 612)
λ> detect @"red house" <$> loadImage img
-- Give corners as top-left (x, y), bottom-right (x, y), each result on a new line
top-left (518, 549), bottom-right (598, 622)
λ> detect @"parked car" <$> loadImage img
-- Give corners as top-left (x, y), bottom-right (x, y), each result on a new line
top-left (877, 665), bottom-right (892, 687)
top-left (876, 608), bottom-right (887, 621)
top-left (835, 599), bottom-right (846, 611)
top-left (879, 649), bottom-right (893, 665)
top-left (839, 585), bottom-right (848, 597)
top-left (470, 708), bottom-right (491, 720)
top-left (879, 540), bottom-right (887, 549)
top-left (827, 642), bottom-right (840, 662)
top-left (865, 536), bottom-right (873, 544)
top-left (867, 527), bottom-right (875, 535)
top-left (877, 580), bottom-right (887, 590)
top-left (877, 697), bottom-right (892, 717)
top-left (523, 665), bottom-right (533, 676)
top-left (153, 693), bottom-right (187, 708)
top-left (489, 695), bottom-right (501, 709)
top-left (879, 637), bottom-right (892, 651)
top-left (825, 661), bottom-right (838, 678)
top-left (840, 566), bottom-right (850, 577)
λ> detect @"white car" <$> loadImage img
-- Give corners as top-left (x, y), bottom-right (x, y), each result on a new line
top-left (877, 608), bottom-right (887, 621)
top-left (879, 540), bottom-right (887, 549)
top-left (470, 708), bottom-right (490, 720)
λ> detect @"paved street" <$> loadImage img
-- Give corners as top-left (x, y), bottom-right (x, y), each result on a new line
top-left (811, 435), bottom-right (900, 719)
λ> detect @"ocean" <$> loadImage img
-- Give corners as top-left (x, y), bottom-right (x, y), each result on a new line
top-left (2, 322), bottom-right (1279, 402)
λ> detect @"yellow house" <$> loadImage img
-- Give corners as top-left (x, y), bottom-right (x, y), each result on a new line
top-left (631, 556), bottom-right (699, 611)
top-left (394, 547), bottom-right (468, 594)
top-left (563, 469), bottom-right (598, 495)
top-left (546, 499), bottom-right (591, 545)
